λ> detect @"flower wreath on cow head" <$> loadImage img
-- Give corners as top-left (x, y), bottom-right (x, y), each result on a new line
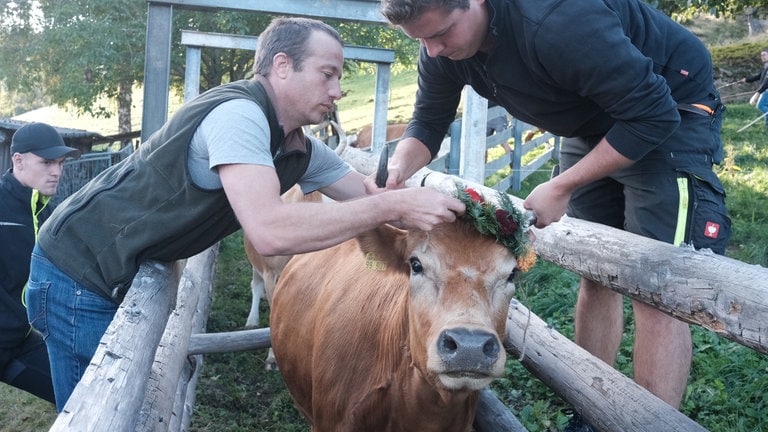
top-left (453, 183), bottom-right (537, 272)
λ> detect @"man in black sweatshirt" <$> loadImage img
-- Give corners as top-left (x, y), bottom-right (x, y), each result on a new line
top-left (376, 0), bottom-right (731, 429)
top-left (0, 122), bottom-right (79, 404)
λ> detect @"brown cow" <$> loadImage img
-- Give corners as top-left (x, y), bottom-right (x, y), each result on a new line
top-left (270, 219), bottom-right (521, 432)
top-left (351, 122), bottom-right (408, 149)
top-left (244, 184), bottom-right (322, 370)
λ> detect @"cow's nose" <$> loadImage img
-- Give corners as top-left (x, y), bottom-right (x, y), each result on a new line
top-left (437, 328), bottom-right (500, 372)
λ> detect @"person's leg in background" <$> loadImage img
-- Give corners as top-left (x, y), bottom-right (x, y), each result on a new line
top-left (623, 149), bottom-right (726, 405)
top-left (757, 92), bottom-right (768, 126)
top-left (632, 300), bottom-right (692, 406)
top-left (1, 332), bottom-right (56, 403)
top-left (560, 136), bottom-right (628, 375)
top-left (559, 136), bottom-right (627, 432)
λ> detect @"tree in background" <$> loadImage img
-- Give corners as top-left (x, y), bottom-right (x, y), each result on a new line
top-left (170, 10), bottom-right (271, 93)
top-left (652, 0), bottom-right (763, 16)
top-left (0, 0), bottom-right (146, 136)
top-left (0, 1), bottom-right (417, 136)
top-left (3, 0), bottom-right (757, 136)
top-left (652, 0), bottom-right (767, 34)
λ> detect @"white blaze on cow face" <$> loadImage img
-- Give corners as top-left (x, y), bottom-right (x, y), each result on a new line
top-left (405, 222), bottom-right (518, 391)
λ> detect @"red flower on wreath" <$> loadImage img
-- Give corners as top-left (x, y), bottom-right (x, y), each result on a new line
top-left (495, 209), bottom-right (519, 235)
top-left (465, 188), bottom-right (484, 203)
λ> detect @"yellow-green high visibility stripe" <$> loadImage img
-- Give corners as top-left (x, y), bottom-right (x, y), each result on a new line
top-left (674, 177), bottom-right (689, 247)
top-left (30, 189), bottom-right (51, 237)
top-left (22, 190), bottom-right (50, 310)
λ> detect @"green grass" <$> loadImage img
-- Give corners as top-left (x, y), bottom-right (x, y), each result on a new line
top-left (718, 104), bottom-right (768, 266)
top-left (0, 389), bottom-right (57, 431)
top-left (189, 233), bottom-right (310, 432)
top-left (336, 68), bottom-right (418, 134)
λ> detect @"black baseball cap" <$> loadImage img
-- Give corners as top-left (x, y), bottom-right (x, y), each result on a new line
top-left (11, 122), bottom-right (81, 159)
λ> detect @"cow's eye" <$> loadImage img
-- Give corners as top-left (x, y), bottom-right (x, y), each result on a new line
top-left (409, 257), bottom-right (423, 274)
top-left (507, 268), bottom-right (519, 283)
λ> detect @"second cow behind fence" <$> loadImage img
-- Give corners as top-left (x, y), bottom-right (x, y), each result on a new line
top-left (243, 184), bottom-right (322, 370)
top-left (350, 122), bottom-right (407, 149)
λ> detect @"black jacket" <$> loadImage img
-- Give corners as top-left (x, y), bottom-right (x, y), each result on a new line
top-left (0, 169), bottom-right (53, 367)
top-left (407, 0), bottom-right (720, 162)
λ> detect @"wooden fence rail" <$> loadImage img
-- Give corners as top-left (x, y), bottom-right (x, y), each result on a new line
top-left (505, 300), bottom-right (706, 432)
top-left (50, 261), bottom-right (177, 432)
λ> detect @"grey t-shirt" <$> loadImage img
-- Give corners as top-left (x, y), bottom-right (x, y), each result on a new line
top-left (188, 98), bottom-right (351, 192)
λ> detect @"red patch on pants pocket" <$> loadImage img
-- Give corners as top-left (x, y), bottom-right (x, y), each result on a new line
top-left (704, 221), bottom-right (720, 239)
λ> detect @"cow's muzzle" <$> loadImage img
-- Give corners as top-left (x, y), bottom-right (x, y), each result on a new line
top-left (437, 328), bottom-right (500, 375)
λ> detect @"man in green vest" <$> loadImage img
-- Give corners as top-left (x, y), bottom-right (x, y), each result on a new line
top-left (25, 17), bottom-right (465, 412)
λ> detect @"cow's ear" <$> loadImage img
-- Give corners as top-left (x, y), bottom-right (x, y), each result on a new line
top-left (355, 224), bottom-right (410, 274)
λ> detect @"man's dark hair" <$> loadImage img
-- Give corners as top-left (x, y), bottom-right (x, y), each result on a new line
top-left (253, 17), bottom-right (343, 76)
top-left (380, 0), bottom-right (469, 25)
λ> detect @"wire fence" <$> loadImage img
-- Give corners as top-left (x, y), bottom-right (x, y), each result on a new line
top-left (51, 145), bottom-right (134, 206)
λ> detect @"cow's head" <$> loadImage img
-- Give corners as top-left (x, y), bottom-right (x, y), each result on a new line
top-left (356, 219), bottom-right (519, 392)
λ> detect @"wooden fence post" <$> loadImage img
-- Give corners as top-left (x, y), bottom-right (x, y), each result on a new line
top-left (136, 245), bottom-right (219, 431)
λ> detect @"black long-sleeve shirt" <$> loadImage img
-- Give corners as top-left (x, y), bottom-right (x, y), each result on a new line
top-left (0, 169), bottom-right (53, 368)
top-left (745, 65), bottom-right (768, 94)
top-left (406, 0), bottom-right (719, 161)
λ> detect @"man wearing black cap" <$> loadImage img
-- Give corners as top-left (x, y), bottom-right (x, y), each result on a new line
top-left (0, 122), bottom-right (79, 403)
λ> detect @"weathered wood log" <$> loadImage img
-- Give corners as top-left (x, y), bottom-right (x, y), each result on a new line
top-left (505, 299), bottom-right (707, 432)
top-left (339, 147), bottom-right (768, 354)
top-left (172, 354), bottom-right (201, 432)
top-left (136, 246), bottom-right (218, 431)
top-left (473, 387), bottom-right (529, 432)
top-left (338, 146), bottom-right (379, 174)
top-left (187, 328), bottom-right (272, 355)
top-left (50, 261), bottom-right (178, 432)
top-left (171, 250), bottom-right (216, 432)
top-left (531, 217), bottom-right (768, 354)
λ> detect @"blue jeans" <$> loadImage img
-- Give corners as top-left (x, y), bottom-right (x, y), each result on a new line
top-left (25, 244), bottom-right (118, 412)
top-left (758, 93), bottom-right (768, 125)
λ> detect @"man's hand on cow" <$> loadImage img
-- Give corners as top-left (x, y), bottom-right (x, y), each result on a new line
top-left (523, 179), bottom-right (570, 228)
top-left (390, 187), bottom-right (465, 231)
